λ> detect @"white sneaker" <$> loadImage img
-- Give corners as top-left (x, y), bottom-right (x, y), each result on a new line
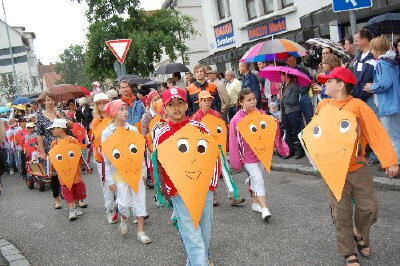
top-left (132, 219), bottom-right (138, 224)
top-left (69, 209), bottom-right (77, 221)
top-left (106, 211), bottom-right (118, 224)
top-left (137, 232), bottom-right (151, 244)
top-left (261, 208), bottom-right (272, 221)
top-left (9, 169), bottom-right (14, 175)
top-left (74, 208), bottom-right (83, 217)
top-left (119, 219), bottom-right (128, 235)
top-left (251, 203), bottom-right (262, 213)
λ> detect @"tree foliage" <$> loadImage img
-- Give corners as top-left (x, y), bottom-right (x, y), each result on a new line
top-left (55, 44), bottom-right (90, 87)
top-left (73, 0), bottom-right (197, 80)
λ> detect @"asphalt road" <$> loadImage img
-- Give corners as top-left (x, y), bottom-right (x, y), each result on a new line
top-left (0, 167), bottom-right (399, 265)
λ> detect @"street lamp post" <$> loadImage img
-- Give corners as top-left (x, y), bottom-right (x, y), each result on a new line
top-left (1, 0), bottom-right (19, 88)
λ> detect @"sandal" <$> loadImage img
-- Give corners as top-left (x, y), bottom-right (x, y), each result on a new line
top-left (344, 253), bottom-right (360, 266)
top-left (354, 235), bottom-right (371, 258)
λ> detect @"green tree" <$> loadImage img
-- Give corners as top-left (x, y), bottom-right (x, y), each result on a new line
top-left (55, 44), bottom-right (90, 87)
top-left (73, 0), bottom-right (197, 80)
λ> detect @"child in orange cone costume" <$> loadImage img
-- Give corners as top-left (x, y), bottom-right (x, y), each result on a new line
top-left (304, 67), bottom-right (398, 265)
top-left (48, 119), bottom-right (87, 222)
top-left (101, 99), bottom-right (151, 244)
top-left (152, 88), bottom-right (219, 265)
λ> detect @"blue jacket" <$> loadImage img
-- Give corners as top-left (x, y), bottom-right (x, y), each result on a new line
top-left (127, 100), bottom-right (145, 125)
top-left (353, 52), bottom-right (375, 101)
top-left (242, 72), bottom-right (261, 106)
top-left (371, 50), bottom-right (400, 117)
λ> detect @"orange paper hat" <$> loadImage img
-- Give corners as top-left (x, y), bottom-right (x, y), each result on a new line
top-left (201, 113), bottom-right (227, 153)
top-left (49, 139), bottom-right (82, 189)
top-left (157, 123), bottom-right (219, 228)
top-left (102, 128), bottom-right (146, 192)
top-left (237, 110), bottom-right (277, 172)
top-left (300, 105), bottom-right (358, 201)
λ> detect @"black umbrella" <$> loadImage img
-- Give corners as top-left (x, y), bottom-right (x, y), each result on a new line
top-left (155, 63), bottom-right (190, 75)
top-left (115, 74), bottom-right (151, 85)
top-left (365, 13), bottom-right (400, 36)
top-left (142, 80), bottom-right (162, 89)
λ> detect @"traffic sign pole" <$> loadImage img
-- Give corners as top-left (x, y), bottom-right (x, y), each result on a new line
top-left (349, 10), bottom-right (358, 36)
top-left (121, 63), bottom-right (126, 75)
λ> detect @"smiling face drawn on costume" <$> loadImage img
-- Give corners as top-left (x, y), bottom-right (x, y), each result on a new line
top-left (301, 105), bottom-right (358, 201)
top-left (201, 113), bottom-right (227, 153)
top-left (157, 123), bottom-right (219, 228)
top-left (49, 139), bottom-right (82, 189)
top-left (237, 110), bottom-right (277, 172)
top-left (102, 128), bottom-right (146, 192)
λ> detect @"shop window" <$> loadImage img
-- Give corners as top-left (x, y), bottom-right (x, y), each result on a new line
top-left (246, 0), bottom-right (257, 20)
top-left (281, 0), bottom-right (294, 8)
top-left (217, 0), bottom-right (226, 20)
top-left (263, 0), bottom-right (274, 14)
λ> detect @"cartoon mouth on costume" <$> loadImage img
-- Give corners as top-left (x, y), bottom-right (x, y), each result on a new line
top-left (185, 170), bottom-right (202, 180)
top-left (61, 168), bottom-right (73, 177)
top-left (254, 146), bottom-right (267, 154)
top-left (314, 148), bottom-right (347, 166)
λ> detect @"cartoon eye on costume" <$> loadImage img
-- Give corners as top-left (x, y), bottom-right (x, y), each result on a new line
top-left (129, 144), bottom-right (138, 154)
top-left (249, 124), bottom-right (257, 133)
top-left (260, 121), bottom-right (267, 129)
top-left (56, 154), bottom-right (63, 161)
top-left (197, 140), bottom-right (208, 154)
top-left (216, 126), bottom-right (223, 134)
top-left (177, 139), bottom-right (189, 153)
top-left (313, 126), bottom-right (322, 138)
top-left (68, 151), bottom-right (75, 158)
top-left (112, 149), bottom-right (121, 159)
top-left (340, 120), bottom-right (351, 133)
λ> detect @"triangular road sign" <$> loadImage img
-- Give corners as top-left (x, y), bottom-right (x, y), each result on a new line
top-left (105, 39), bottom-right (132, 64)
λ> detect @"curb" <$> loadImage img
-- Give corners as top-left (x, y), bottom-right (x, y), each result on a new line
top-left (271, 163), bottom-right (400, 191)
top-left (0, 239), bottom-right (30, 266)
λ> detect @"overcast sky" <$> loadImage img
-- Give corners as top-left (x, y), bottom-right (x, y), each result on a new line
top-left (1, 0), bottom-right (165, 64)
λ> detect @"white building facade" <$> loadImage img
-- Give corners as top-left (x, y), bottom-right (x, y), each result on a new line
top-left (158, 0), bottom-right (209, 73)
top-left (0, 19), bottom-right (41, 97)
top-left (200, 0), bottom-right (400, 73)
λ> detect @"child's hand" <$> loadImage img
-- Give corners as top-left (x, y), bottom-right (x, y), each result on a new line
top-left (363, 83), bottom-right (372, 92)
top-left (109, 184), bottom-right (117, 191)
top-left (386, 165), bottom-right (399, 178)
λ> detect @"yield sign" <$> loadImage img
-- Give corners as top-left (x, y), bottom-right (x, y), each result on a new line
top-left (105, 39), bottom-right (132, 64)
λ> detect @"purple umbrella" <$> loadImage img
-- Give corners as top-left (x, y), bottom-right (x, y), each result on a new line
top-left (259, 66), bottom-right (312, 87)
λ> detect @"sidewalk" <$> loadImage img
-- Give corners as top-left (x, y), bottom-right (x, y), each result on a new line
top-left (271, 155), bottom-right (400, 191)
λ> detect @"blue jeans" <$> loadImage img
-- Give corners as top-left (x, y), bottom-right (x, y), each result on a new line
top-left (366, 97), bottom-right (379, 115)
top-left (381, 113), bottom-right (400, 163)
top-left (300, 94), bottom-right (313, 124)
top-left (171, 191), bottom-right (213, 266)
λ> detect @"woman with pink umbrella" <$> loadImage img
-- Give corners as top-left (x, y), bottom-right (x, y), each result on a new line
top-left (260, 66), bottom-right (313, 159)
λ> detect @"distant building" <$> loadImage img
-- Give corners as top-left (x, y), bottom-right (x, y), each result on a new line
top-left (39, 64), bottom-right (62, 90)
top-left (157, 0), bottom-right (209, 74)
top-left (0, 19), bottom-right (41, 96)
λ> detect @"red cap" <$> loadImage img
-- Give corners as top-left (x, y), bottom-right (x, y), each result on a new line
top-left (162, 87), bottom-right (187, 106)
top-left (317, 67), bottom-right (357, 85)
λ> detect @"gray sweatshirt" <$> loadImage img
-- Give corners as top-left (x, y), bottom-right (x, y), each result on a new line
top-left (282, 82), bottom-right (301, 114)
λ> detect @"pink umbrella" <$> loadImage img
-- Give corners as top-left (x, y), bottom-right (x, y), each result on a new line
top-left (259, 66), bottom-right (312, 87)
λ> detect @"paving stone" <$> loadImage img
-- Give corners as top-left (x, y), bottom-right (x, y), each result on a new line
top-left (4, 253), bottom-right (25, 262)
top-left (9, 259), bottom-right (31, 266)
top-left (0, 239), bottom-right (10, 247)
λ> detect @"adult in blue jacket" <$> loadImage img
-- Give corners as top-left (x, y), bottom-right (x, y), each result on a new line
top-left (365, 36), bottom-right (400, 162)
top-left (239, 62), bottom-right (262, 109)
top-left (118, 80), bottom-right (146, 125)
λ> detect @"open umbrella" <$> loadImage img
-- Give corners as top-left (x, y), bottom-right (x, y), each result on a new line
top-left (365, 13), bottom-right (400, 36)
top-left (305, 38), bottom-right (351, 59)
top-left (241, 39), bottom-right (307, 62)
top-left (44, 84), bottom-right (87, 102)
top-left (0, 106), bottom-right (11, 114)
top-left (116, 74), bottom-right (140, 82)
top-left (142, 80), bottom-right (162, 89)
top-left (259, 66), bottom-right (312, 87)
top-left (79, 86), bottom-right (91, 96)
top-left (12, 97), bottom-right (32, 105)
top-left (155, 63), bottom-right (190, 75)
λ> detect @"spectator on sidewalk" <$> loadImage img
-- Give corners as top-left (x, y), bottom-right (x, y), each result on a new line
top-left (118, 80), bottom-right (146, 125)
top-left (394, 38), bottom-right (400, 64)
top-left (364, 36), bottom-right (400, 163)
top-left (172, 72), bottom-right (186, 89)
top-left (225, 69), bottom-right (242, 121)
top-left (207, 65), bottom-right (230, 121)
top-left (239, 62), bottom-right (262, 109)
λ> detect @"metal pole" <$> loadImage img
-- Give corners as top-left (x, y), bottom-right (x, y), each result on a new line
top-left (1, 0), bottom-right (19, 87)
top-left (120, 62), bottom-right (126, 75)
top-left (349, 10), bottom-right (358, 36)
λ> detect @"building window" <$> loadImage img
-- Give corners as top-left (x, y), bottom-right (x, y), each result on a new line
top-left (217, 0), bottom-right (226, 20)
top-left (1, 73), bottom-right (14, 85)
top-left (263, 0), bottom-right (274, 14)
top-left (246, 0), bottom-right (257, 20)
top-left (32, 76), bottom-right (39, 87)
top-left (281, 0), bottom-right (294, 8)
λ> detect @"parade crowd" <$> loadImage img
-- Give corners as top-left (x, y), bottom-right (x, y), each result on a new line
top-left (0, 29), bottom-right (399, 266)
